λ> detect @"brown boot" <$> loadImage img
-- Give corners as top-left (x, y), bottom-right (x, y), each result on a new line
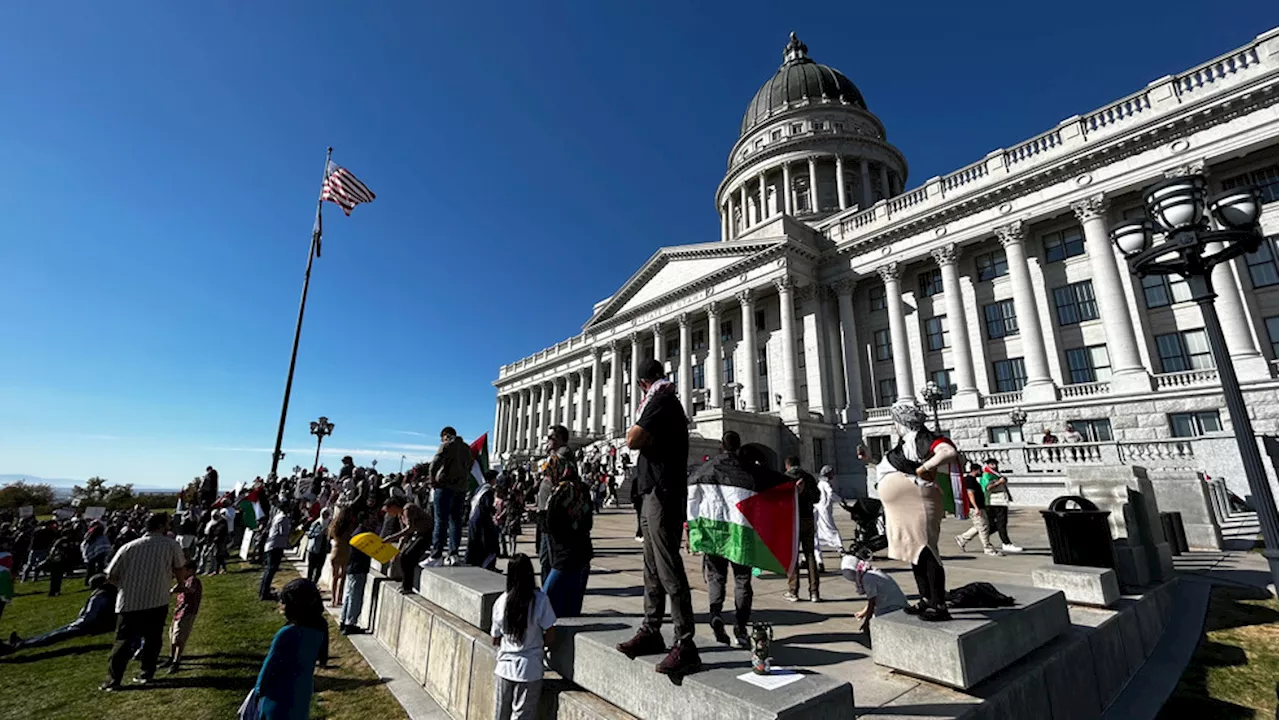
top-left (655, 640), bottom-right (702, 676)
top-left (616, 628), bottom-right (666, 659)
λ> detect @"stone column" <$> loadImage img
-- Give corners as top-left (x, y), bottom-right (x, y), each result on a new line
top-left (859, 159), bottom-right (873, 209)
top-left (782, 163), bottom-right (793, 215)
top-left (758, 173), bottom-right (767, 221)
top-left (932, 244), bottom-right (980, 409)
top-left (607, 342), bottom-right (622, 436)
top-left (492, 395), bottom-right (504, 455)
top-left (551, 376), bottom-right (564, 429)
top-left (996, 221), bottom-right (1057, 402)
top-left (629, 332), bottom-right (641, 413)
top-left (576, 368), bottom-right (589, 436)
top-left (739, 185), bottom-right (748, 227)
top-left (525, 386), bottom-right (539, 449)
top-left (836, 156), bottom-right (847, 211)
top-left (1072, 195), bottom-right (1154, 393)
top-left (727, 194), bottom-right (737, 239)
top-left (720, 205), bottom-right (728, 242)
top-left (707, 302), bottom-right (723, 408)
top-left (776, 277), bottom-right (801, 413)
top-left (833, 278), bottom-right (865, 419)
top-left (590, 349), bottom-right (604, 435)
top-left (738, 289), bottom-right (759, 412)
top-left (652, 322), bottom-right (666, 366)
top-left (878, 163), bottom-right (890, 200)
top-left (538, 383), bottom-right (551, 442)
top-left (807, 157), bottom-right (818, 213)
top-left (878, 263), bottom-right (915, 399)
top-left (1207, 242), bottom-right (1271, 380)
top-left (678, 312), bottom-right (693, 413)
top-left (511, 391), bottom-right (524, 451)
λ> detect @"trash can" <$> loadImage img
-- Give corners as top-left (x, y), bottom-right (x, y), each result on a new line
top-left (1159, 512), bottom-right (1182, 556)
top-left (1041, 495), bottom-right (1115, 568)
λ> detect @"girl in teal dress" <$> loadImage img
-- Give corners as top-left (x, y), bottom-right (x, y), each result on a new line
top-left (254, 579), bottom-right (328, 720)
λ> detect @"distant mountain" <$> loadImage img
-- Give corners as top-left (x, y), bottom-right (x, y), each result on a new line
top-left (0, 474), bottom-right (179, 494)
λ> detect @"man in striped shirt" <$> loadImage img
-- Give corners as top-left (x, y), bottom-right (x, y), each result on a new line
top-left (102, 512), bottom-right (186, 691)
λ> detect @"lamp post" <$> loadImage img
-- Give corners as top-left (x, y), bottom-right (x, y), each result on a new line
top-left (400, 455), bottom-right (407, 473)
top-left (1110, 174), bottom-right (1277, 580)
top-left (920, 380), bottom-right (945, 432)
top-left (1010, 406), bottom-right (1029, 444)
top-left (309, 416), bottom-right (335, 476)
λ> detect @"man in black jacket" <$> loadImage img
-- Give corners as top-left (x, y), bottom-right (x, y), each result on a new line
top-left (428, 426), bottom-right (474, 564)
top-left (784, 455), bottom-right (822, 603)
top-left (616, 359), bottom-right (700, 677)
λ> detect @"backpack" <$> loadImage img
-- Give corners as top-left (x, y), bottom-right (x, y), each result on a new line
top-left (945, 582), bottom-right (1016, 609)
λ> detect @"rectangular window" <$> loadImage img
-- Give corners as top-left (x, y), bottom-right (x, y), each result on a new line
top-left (757, 347), bottom-right (768, 377)
top-left (1065, 345), bottom-right (1112, 383)
top-left (720, 320), bottom-right (734, 342)
top-left (873, 328), bottom-right (893, 361)
top-left (988, 425), bottom-right (1024, 444)
top-left (975, 249), bottom-right (1009, 281)
top-left (1222, 166), bottom-right (1279, 204)
top-left (1169, 411), bottom-right (1223, 438)
top-left (1244, 237), bottom-right (1279, 288)
top-left (833, 122), bottom-right (845, 131)
top-left (1072, 419), bottom-right (1114, 442)
top-left (754, 138), bottom-right (763, 150)
top-left (984, 300), bottom-right (1018, 339)
top-left (1044, 228), bottom-right (1086, 263)
top-left (666, 340), bottom-right (678, 359)
top-left (867, 435), bottom-right (892, 459)
top-left (869, 285), bottom-right (887, 311)
top-left (992, 358), bottom-right (1028, 392)
top-left (1141, 274), bottom-right (1193, 308)
top-left (1266, 316), bottom-right (1279, 358)
top-left (770, 129), bottom-right (782, 142)
top-left (755, 310), bottom-right (767, 331)
top-left (877, 378), bottom-right (898, 405)
top-left (790, 122), bottom-right (803, 135)
top-left (723, 354), bottom-right (735, 384)
top-left (923, 315), bottom-right (949, 351)
top-left (813, 438), bottom-right (825, 467)
top-left (918, 268), bottom-right (943, 297)
top-left (759, 390), bottom-right (771, 412)
top-left (1053, 280), bottom-right (1099, 326)
top-left (693, 330), bottom-right (706, 351)
top-left (813, 120), bottom-right (826, 131)
top-left (931, 368), bottom-right (956, 398)
top-left (1155, 329), bottom-right (1214, 372)
top-left (692, 363), bottom-right (705, 389)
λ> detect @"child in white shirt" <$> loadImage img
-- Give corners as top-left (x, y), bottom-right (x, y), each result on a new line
top-left (842, 556), bottom-right (908, 632)
top-left (490, 553), bottom-right (557, 720)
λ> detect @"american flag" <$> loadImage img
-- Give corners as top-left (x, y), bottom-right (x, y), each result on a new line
top-left (320, 161), bottom-right (375, 216)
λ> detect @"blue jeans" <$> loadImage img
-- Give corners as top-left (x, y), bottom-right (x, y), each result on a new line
top-left (431, 488), bottom-right (465, 557)
top-left (342, 573), bottom-right (368, 628)
top-left (543, 566), bottom-right (589, 618)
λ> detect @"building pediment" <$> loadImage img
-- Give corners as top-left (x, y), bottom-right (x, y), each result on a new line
top-left (583, 238), bottom-right (790, 330)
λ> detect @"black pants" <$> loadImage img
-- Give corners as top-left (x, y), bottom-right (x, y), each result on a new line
top-left (399, 535), bottom-right (429, 593)
top-left (787, 520), bottom-right (819, 597)
top-left (986, 506), bottom-right (1012, 545)
top-left (640, 493), bottom-right (694, 643)
top-left (259, 548), bottom-right (284, 600)
top-left (633, 494), bottom-right (644, 537)
top-left (307, 551), bottom-right (327, 585)
top-left (48, 565), bottom-right (64, 597)
top-left (703, 554), bottom-right (753, 631)
top-left (107, 605), bottom-right (167, 684)
top-left (85, 558), bottom-right (105, 584)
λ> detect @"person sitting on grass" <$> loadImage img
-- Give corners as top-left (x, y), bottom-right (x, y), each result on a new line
top-left (0, 574), bottom-right (118, 656)
top-left (842, 557), bottom-right (907, 633)
top-left (164, 558), bottom-right (202, 674)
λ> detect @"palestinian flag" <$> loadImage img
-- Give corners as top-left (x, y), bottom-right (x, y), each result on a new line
top-left (469, 433), bottom-right (490, 492)
top-left (929, 437), bottom-right (968, 520)
top-left (686, 460), bottom-right (798, 575)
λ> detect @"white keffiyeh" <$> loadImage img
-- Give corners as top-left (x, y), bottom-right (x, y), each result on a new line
top-left (634, 378), bottom-right (676, 420)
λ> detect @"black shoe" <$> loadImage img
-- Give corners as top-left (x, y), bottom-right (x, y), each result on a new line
top-left (733, 626), bottom-right (750, 649)
top-left (8, 631), bottom-right (19, 646)
top-left (339, 624), bottom-right (350, 635)
top-left (100, 682), bottom-right (121, 693)
top-left (132, 675), bottom-right (151, 685)
top-left (345, 626), bottom-right (366, 635)
top-left (710, 617), bottom-right (730, 645)
top-left (655, 640), bottom-right (702, 676)
top-left (616, 629), bottom-right (666, 659)
top-left (903, 600), bottom-right (929, 616)
top-left (921, 606), bottom-right (952, 622)
top-left (166, 663), bottom-right (180, 675)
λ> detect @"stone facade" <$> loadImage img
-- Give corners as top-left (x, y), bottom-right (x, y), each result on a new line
top-left (492, 31), bottom-right (1280, 501)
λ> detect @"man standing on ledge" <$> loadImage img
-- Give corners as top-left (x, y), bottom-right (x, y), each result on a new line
top-left (616, 358), bottom-right (700, 676)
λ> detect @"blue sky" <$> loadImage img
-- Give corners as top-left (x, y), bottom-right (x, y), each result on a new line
top-left (0, 3), bottom-right (1272, 489)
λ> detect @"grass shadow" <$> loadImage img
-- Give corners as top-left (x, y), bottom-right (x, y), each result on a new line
top-left (0, 642), bottom-right (113, 664)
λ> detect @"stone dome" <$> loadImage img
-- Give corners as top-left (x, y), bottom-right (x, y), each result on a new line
top-left (740, 33), bottom-right (866, 137)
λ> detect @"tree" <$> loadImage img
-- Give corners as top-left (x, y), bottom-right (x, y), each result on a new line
top-left (0, 481), bottom-right (55, 509)
top-left (71, 477), bottom-right (136, 509)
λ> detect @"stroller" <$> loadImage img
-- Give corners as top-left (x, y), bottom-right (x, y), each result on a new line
top-left (841, 498), bottom-right (887, 560)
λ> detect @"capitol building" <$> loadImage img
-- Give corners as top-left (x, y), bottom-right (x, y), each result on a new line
top-left (490, 30), bottom-right (1279, 499)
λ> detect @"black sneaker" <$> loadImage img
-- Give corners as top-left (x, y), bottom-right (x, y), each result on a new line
top-left (100, 682), bottom-right (121, 693)
top-left (710, 617), bottom-right (730, 645)
top-left (733, 626), bottom-right (750, 649)
top-left (616, 629), bottom-right (666, 659)
top-left (166, 663), bottom-right (181, 675)
top-left (655, 640), bottom-right (702, 676)
top-left (345, 626), bottom-right (366, 635)
top-left (903, 600), bottom-right (929, 616)
top-left (921, 605), bottom-right (952, 622)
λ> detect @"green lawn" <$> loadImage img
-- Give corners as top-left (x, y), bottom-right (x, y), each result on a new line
top-left (1159, 584), bottom-right (1279, 719)
top-left (0, 559), bottom-right (407, 720)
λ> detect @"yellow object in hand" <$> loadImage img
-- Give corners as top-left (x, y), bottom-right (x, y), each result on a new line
top-left (350, 532), bottom-right (400, 565)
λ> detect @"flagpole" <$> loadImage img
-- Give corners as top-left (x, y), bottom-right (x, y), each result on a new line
top-left (269, 146), bottom-right (333, 479)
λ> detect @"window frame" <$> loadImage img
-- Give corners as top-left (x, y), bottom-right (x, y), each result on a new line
top-left (988, 425), bottom-right (1024, 444)
top-left (1043, 227), bottom-right (1086, 263)
top-left (873, 328), bottom-right (893, 361)
top-left (869, 285), bottom-right (887, 311)
top-left (975, 249), bottom-right (1009, 282)
top-left (923, 315), bottom-right (949, 352)
top-left (1155, 329), bottom-right (1214, 373)
top-left (918, 268), bottom-right (943, 297)
top-left (1244, 236), bottom-right (1279, 289)
top-left (877, 378), bottom-right (897, 406)
top-left (1222, 166), bottom-right (1279, 204)
top-left (1064, 344), bottom-right (1112, 384)
top-left (1141, 273), bottom-right (1192, 308)
top-left (1169, 410), bottom-right (1223, 438)
top-left (1053, 280), bottom-right (1099, 326)
top-left (992, 357), bottom-right (1028, 393)
top-left (984, 299), bottom-right (1019, 340)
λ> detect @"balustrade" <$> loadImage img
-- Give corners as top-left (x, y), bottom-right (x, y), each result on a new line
top-left (1176, 44), bottom-right (1263, 100)
top-left (866, 407), bottom-right (891, 420)
top-left (1060, 381), bottom-right (1111, 399)
top-left (1081, 93), bottom-right (1151, 136)
top-left (1003, 129), bottom-right (1062, 167)
top-left (1153, 368), bottom-right (1220, 389)
top-left (1117, 439), bottom-right (1197, 467)
top-left (940, 160), bottom-right (988, 194)
top-left (985, 390), bottom-right (1023, 408)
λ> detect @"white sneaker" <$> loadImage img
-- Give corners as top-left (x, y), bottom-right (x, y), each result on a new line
top-left (984, 548), bottom-right (1004, 557)
top-left (634, 535), bottom-right (643, 543)
top-left (955, 535), bottom-right (968, 552)
top-left (1002, 545), bottom-right (1024, 553)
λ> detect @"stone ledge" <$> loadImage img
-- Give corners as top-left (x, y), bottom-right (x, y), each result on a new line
top-left (417, 566), bottom-right (507, 633)
top-left (548, 617), bottom-right (855, 720)
top-left (1032, 564), bottom-right (1120, 607)
top-left (871, 585), bottom-right (1070, 690)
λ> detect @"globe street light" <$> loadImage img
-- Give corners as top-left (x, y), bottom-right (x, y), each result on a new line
top-left (309, 416), bottom-right (335, 476)
top-left (1110, 174), bottom-right (1277, 579)
top-left (1009, 406), bottom-right (1029, 444)
top-left (920, 380), bottom-right (945, 432)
